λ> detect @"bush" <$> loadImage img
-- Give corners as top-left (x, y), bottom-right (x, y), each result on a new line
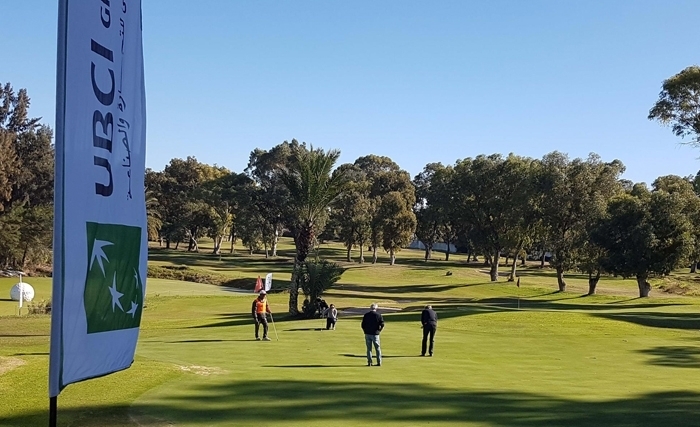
top-left (27, 299), bottom-right (51, 315)
top-left (298, 260), bottom-right (345, 318)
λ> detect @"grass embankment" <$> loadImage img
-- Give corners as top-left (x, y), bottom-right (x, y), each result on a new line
top-left (1, 239), bottom-right (700, 426)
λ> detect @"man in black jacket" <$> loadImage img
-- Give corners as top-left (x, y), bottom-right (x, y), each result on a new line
top-left (421, 305), bottom-right (438, 356)
top-left (361, 303), bottom-right (384, 366)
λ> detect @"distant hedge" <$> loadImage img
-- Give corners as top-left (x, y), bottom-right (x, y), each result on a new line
top-left (147, 265), bottom-right (256, 290)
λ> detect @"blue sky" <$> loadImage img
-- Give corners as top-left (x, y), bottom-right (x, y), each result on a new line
top-left (2, 0), bottom-right (699, 183)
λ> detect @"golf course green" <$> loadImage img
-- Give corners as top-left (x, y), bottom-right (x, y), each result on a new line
top-left (2, 240), bottom-right (700, 426)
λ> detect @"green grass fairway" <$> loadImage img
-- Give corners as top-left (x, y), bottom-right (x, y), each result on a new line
top-left (2, 241), bottom-right (700, 426)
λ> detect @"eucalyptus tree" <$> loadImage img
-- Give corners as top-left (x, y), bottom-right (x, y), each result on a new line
top-left (280, 146), bottom-right (348, 316)
top-left (649, 66), bottom-right (700, 146)
top-left (652, 175), bottom-right (700, 273)
top-left (380, 191), bottom-right (417, 265)
top-left (330, 163), bottom-right (372, 262)
top-left (414, 163), bottom-right (443, 260)
top-left (453, 154), bottom-right (537, 281)
top-left (154, 157), bottom-right (228, 251)
top-left (541, 152), bottom-right (625, 292)
top-left (246, 140), bottom-right (306, 257)
top-left (593, 187), bottom-right (692, 297)
top-left (354, 155), bottom-right (415, 264)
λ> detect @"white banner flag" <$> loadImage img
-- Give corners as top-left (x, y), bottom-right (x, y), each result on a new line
top-left (265, 273), bottom-right (273, 292)
top-left (49, 0), bottom-right (146, 397)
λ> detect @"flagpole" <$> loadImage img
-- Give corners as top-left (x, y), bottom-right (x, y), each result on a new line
top-left (49, 396), bottom-right (57, 427)
top-left (49, 1), bottom-right (68, 425)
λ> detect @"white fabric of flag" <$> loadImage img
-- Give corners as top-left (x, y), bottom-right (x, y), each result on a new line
top-left (265, 273), bottom-right (273, 291)
top-left (49, 0), bottom-right (147, 397)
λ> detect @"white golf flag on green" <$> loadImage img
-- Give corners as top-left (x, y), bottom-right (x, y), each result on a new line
top-left (265, 273), bottom-right (273, 291)
top-left (49, 0), bottom-right (147, 397)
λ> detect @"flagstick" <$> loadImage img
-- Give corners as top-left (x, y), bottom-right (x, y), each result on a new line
top-left (270, 313), bottom-right (279, 341)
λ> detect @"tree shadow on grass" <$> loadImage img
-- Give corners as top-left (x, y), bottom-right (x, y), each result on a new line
top-left (6, 380), bottom-right (700, 426)
top-left (638, 346), bottom-right (700, 368)
top-left (594, 312), bottom-right (700, 331)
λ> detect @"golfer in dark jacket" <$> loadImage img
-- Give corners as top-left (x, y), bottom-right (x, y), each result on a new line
top-left (361, 303), bottom-right (384, 366)
top-left (421, 305), bottom-right (438, 356)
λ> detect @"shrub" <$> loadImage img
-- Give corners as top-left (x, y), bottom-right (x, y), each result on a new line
top-left (298, 260), bottom-right (345, 318)
top-left (27, 299), bottom-right (51, 315)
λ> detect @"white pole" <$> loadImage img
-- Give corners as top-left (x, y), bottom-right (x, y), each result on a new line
top-left (18, 276), bottom-right (23, 311)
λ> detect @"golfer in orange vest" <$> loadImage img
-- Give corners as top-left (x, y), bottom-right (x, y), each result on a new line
top-left (251, 290), bottom-right (272, 341)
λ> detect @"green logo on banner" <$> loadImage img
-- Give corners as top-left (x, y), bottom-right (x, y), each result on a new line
top-left (84, 222), bottom-right (144, 334)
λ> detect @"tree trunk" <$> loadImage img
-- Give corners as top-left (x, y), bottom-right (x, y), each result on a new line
top-left (166, 238), bottom-right (171, 249)
top-left (175, 241), bottom-right (180, 250)
top-left (424, 245), bottom-right (432, 261)
top-left (691, 261), bottom-right (698, 274)
top-left (213, 236), bottom-right (222, 255)
top-left (389, 248), bottom-right (395, 265)
top-left (521, 256), bottom-right (526, 266)
top-left (346, 244), bottom-right (352, 262)
top-left (289, 263), bottom-right (301, 316)
top-left (587, 271), bottom-right (601, 295)
top-left (508, 255), bottom-right (518, 282)
top-left (359, 244), bottom-right (365, 264)
top-left (264, 242), bottom-right (269, 259)
top-left (289, 225), bottom-right (313, 316)
top-left (445, 238), bottom-right (451, 261)
top-left (489, 250), bottom-right (500, 281)
top-left (272, 227), bottom-right (279, 257)
top-left (466, 252), bottom-right (472, 263)
top-left (540, 251), bottom-right (546, 268)
top-left (505, 255), bottom-right (510, 267)
top-left (556, 266), bottom-right (566, 292)
top-left (484, 253), bottom-right (492, 267)
top-left (372, 246), bottom-right (378, 264)
top-left (636, 274), bottom-right (651, 297)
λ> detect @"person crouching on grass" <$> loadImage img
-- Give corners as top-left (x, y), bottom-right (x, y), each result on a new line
top-left (252, 290), bottom-right (272, 341)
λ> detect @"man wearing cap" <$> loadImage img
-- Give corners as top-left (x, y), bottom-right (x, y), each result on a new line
top-left (251, 290), bottom-right (272, 341)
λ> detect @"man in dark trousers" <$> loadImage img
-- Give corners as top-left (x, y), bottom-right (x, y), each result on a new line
top-left (361, 303), bottom-right (384, 366)
top-left (421, 305), bottom-right (438, 356)
top-left (251, 290), bottom-right (272, 341)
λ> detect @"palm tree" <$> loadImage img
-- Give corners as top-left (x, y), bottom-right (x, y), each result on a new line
top-left (281, 146), bottom-right (347, 315)
top-left (145, 189), bottom-right (162, 242)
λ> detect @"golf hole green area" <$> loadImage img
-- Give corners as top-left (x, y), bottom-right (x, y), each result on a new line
top-left (2, 251), bottom-right (700, 426)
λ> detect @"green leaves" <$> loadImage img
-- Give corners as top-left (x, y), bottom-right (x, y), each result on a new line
top-left (649, 66), bottom-right (700, 145)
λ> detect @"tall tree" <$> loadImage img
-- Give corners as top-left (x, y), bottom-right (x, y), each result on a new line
top-left (649, 66), bottom-right (700, 146)
top-left (0, 83), bottom-right (53, 270)
top-left (280, 146), bottom-right (348, 315)
top-left (453, 154), bottom-right (537, 282)
top-left (652, 174), bottom-right (700, 273)
top-left (380, 191), bottom-right (417, 265)
top-left (593, 189), bottom-right (692, 297)
top-left (541, 152), bottom-right (625, 291)
top-left (355, 155), bottom-right (414, 264)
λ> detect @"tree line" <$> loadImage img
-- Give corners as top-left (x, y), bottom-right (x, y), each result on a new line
top-left (0, 83), bottom-right (54, 271)
top-left (146, 144), bottom-right (700, 302)
top-left (1, 65), bottom-right (699, 313)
